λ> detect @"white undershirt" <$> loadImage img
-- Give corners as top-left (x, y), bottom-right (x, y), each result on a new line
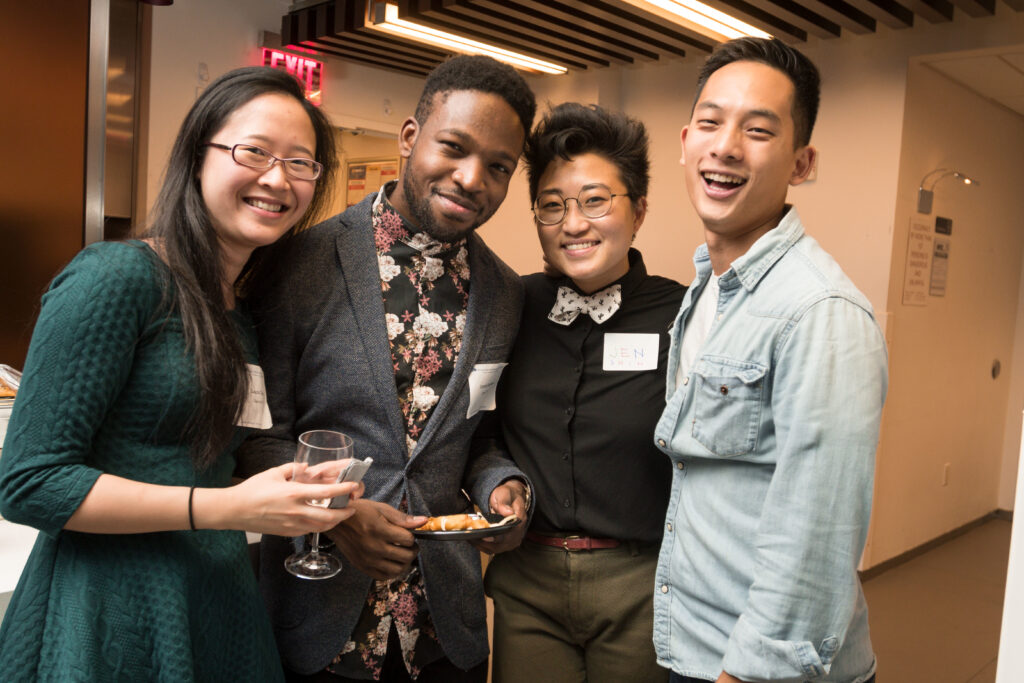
top-left (675, 272), bottom-right (720, 389)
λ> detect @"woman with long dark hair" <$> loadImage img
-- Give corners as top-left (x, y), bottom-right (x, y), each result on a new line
top-left (0, 66), bottom-right (358, 681)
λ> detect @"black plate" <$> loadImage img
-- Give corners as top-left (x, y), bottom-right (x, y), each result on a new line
top-left (412, 515), bottom-right (521, 541)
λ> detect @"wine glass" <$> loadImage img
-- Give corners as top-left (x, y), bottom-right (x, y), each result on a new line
top-left (284, 429), bottom-right (354, 580)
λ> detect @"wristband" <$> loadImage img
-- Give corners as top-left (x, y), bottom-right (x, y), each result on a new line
top-left (188, 486), bottom-right (197, 531)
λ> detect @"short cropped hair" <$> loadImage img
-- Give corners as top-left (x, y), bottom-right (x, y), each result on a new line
top-left (693, 38), bottom-right (820, 147)
top-left (415, 55), bottom-right (537, 136)
top-left (524, 102), bottom-right (649, 206)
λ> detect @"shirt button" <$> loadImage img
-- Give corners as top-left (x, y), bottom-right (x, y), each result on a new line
top-left (666, 522), bottom-right (673, 532)
top-left (561, 452), bottom-right (569, 461)
top-left (717, 314), bottom-right (723, 321)
top-left (563, 499), bottom-right (571, 508)
top-left (565, 407), bottom-right (573, 416)
top-left (661, 584), bottom-right (669, 594)
top-left (657, 438), bottom-right (666, 447)
top-left (676, 462), bottom-right (684, 470)
top-left (574, 365), bottom-right (582, 374)
top-left (682, 376), bottom-right (689, 385)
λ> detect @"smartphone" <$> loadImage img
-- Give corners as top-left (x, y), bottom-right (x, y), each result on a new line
top-left (329, 457), bottom-right (372, 509)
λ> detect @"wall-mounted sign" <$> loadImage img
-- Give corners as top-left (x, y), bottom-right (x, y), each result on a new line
top-left (929, 235), bottom-right (950, 297)
top-left (346, 158), bottom-right (400, 208)
top-left (902, 219), bottom-right (932, 306)
top-left (261, 48), bottom-right (322, 106)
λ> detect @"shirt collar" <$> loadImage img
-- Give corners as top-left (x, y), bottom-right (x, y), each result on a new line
top-left (692, 206), bottom-right (804, 292)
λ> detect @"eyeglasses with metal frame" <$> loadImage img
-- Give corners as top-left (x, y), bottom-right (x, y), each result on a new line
top-left (532, 184), bottom-right (631, 225)
top-left (204, 142), bottom-right (322, 180)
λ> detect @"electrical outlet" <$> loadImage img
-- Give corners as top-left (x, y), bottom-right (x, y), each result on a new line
top-left (942, 463), bottom-right (950, 487)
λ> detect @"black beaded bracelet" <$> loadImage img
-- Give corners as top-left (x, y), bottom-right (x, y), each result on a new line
top-left (188, 486), bottom-right (197, 531)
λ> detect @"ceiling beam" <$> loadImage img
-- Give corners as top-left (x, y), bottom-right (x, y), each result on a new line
top-left (902, 0), bottom-right (954, 22)
top-left (949, 0), bottom-right (996, 16)
top-left (440, 0), bottom-right (684, 61)
top-left (834, 0), bottom-right (914, 28)
top-left (724, 0), bottom-right (842, 38)
top-left (509, 0), bottom-right (717, 53)
top-left (794, 0), bottom-right (877, 33)
top-left (693, 0), bottom-right (811, 41)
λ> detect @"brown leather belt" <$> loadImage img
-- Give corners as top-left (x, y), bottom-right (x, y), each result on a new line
top-left (525, 531), bottom-right (621, 551)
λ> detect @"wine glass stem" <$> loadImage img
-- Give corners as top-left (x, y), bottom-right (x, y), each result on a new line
top-left (310, 531), bottom-right (322, 554)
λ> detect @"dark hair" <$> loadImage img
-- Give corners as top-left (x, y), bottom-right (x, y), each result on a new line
top-left (693, 37), bottom-right (820, 147)
top-left (525, 102), bottom-right (649, 206)
top-left (415, 55), bottom-right (536, 137)
top-left (143, 66), bottom-right (337, 468)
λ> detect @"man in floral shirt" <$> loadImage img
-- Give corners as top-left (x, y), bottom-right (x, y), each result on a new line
top-left (239, 55), bottom-right (535, 683)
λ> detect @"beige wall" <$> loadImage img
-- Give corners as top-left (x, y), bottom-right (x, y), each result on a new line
top-left (870, 60), bottom-right (1024, 564)
top-left (146, 0), bottom-right (1024, 568)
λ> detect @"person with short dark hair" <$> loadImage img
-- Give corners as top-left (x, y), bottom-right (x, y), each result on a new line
top-left (479, 102), bottom-right (684, 682)
top-left (653, 38), bottom-right (886, 683)
top-left (0, 66), bottom-right (362, 681)
top-left (414, 54), bottom-right (536, 142)
top-left (237, 55), bottom-right (536, 683)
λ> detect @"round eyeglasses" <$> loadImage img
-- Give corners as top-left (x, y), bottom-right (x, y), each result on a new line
top-left (532, 186), bottom-right (631, 225)
top-left (204, 142), bottom-right (322, 180)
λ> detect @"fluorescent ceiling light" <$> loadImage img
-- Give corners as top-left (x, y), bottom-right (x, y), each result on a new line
top-left (368, 3), bottom-right (568, 75)
top-left (623, 0), bottom-right (772, 42)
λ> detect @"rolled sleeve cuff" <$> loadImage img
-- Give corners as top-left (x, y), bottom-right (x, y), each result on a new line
top-left (722, 615), bottom-right (838, 682)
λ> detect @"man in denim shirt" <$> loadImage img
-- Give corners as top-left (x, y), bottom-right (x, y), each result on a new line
top-left (653, 38), bottom-right (887, 683)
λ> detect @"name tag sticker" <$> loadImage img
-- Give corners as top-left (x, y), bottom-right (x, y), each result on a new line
top-left (467, 362), bottom-right (508, 418)
top-left (603, 333), bottom-right (659, 372)
top-left (236, 363), bottom-right (273, 429)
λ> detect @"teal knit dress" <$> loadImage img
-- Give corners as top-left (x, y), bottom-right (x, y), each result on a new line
top-left (0, 242), bottom-right (285, 682)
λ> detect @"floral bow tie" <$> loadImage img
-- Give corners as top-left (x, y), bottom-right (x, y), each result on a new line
top-left (548, 284), bottom-right (622, 326)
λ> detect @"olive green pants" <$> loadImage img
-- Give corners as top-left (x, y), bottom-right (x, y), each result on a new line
top-left (485, 538), bottom-right (668, 683)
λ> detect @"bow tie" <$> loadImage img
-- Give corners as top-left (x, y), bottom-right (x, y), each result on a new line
top-left (548, 284), bottom-right (622, 326)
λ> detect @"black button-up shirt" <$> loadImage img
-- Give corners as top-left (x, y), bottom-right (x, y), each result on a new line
top-left (494, 249), bottom-right (685, 542)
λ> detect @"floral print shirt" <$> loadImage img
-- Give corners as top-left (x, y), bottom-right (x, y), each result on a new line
top-left (328, 183), bottom-right (469, 680)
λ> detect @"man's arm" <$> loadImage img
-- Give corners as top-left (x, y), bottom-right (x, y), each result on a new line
top-left (721, 297), bottom-right (887, 681)
top-left (465, 410), bottom-right (532, 554)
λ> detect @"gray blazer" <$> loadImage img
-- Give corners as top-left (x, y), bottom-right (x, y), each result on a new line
top-left (237, 193), bottom-right (526, 674)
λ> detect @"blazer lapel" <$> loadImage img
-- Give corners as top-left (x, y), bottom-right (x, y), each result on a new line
top-left (410, 233), bottom-right (497, 458)
top-left (334, 197), bottom-right (406, 446)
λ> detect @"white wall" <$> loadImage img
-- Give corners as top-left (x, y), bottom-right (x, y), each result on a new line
top-left (1001, 255), bottom-right (1024, 509)
top-left (997, 414), bottom-right (1024, 681)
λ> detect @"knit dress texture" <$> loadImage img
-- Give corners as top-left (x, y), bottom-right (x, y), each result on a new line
top-left (0, 241), bottom-right (284, 682)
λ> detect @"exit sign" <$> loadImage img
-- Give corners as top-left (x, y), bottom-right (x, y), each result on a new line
top-left (261, 48), bottom-right (323, 106)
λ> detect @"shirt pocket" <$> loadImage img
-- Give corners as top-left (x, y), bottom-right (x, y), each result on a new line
top-left (691, 358), bottom-right (766, 457)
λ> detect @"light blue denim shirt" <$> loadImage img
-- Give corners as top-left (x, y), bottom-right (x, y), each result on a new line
top-left (653, 207), bottom-right (887, 682)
